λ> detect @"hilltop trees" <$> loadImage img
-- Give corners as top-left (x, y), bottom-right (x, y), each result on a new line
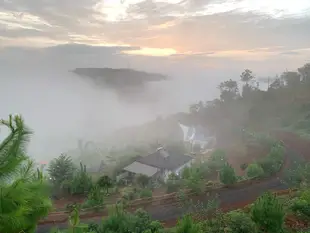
top-left (189, 62), bottom-right (310, 139)
top-left (0, 115), bottom-right (52, 233)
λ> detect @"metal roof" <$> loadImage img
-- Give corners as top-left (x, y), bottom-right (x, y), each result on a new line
top-left (123, 161), bottom-right (159, 177)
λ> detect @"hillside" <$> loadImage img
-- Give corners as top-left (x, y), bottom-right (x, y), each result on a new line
top-left (104, 112), bottom-right (195, 146)
top-left (105, 63), bottom-right (310, 146)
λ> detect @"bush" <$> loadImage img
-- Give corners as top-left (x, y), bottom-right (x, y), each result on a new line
top-left (246, 163), bottom-right (264, 179)
top-left (226, 211), bottom-right (257, 233)
top-left (209, 149), bottom-right (227, 171)
top-left (258, 143), bottom-right (284, 176)
top-left (220, 163), bottom-right (237, 185)
top-left (140, 189), bottom-right (153, 198)
top-left (122, 187), bottom-right (138, 200)
top-left (166, 181), bottom-right (182, 193)
top-left (291, 190), bottom-right (310, 219)
top-left (251, 192), bottom-right (285, 233)
top-left (181, 167), bottom-right (192, 179)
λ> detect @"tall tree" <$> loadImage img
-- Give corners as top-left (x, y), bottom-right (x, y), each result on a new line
top-left (0, 115), bottom-right (52, 233)
top-left (240, 69), bottom-right (255, 84)
top-left (298, 63), bottom-right (310, 83)
top-left (281, 71), bottom-right (301, 88)
top-left (47, 153), bottom-right (75, 193)
top-left (218, 79), bottom-right (239, 102)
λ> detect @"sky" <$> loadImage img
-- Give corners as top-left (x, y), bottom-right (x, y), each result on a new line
top-left (1, 0), bottom-right (310, 64)
top-left (1, 0), bottom-right (310, 160)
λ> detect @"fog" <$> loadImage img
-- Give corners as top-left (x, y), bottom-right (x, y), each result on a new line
top-left (0, 45), bottom-right (233, 161)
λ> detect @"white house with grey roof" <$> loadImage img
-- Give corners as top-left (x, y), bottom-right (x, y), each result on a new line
top-left (119, 147), bottom-right (193, 182)
top-left (179, 123), bottom-right (216, 151)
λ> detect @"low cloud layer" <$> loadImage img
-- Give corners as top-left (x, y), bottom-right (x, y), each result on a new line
top-left (1, 0), bottom-right (310, 160)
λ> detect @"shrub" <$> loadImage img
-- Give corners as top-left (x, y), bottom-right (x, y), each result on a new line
top-left (258, 143), bottom-right (284, 176)
top-left (291, 190), bottom-right (310, 219)
top-left (220, 163), bottom-right (237, 185)
top-left (251, 192), bottom-right (285, 233)
top-left (166, 181), bottom-right (182, 193)
top-left (122, 187), bottom-right (138, 200)
top-left (226, 211), bottom-right (257, 233)
top-left (140, 189), bottom-right (153, 198)
top-left (246, 163), bottom-right (264, 178)
top-left (209, 149), bottom-right (227, 171)
top-left (181, 167), bottom-right (192, 179)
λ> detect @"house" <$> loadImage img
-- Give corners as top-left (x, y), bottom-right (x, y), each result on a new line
top-left (119, 147), bottom-right (193, 182)
top-left (179, 123), bottom-right (216, 151)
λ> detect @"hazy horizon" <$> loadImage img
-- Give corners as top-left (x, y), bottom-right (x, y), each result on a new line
top-left (1, 0), bottom-right (310, 161)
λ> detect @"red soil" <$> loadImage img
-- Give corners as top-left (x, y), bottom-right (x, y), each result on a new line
top-left (53, 196), bottom-right (86, 210)
top-left (225, 143), bottom-right (270, 176)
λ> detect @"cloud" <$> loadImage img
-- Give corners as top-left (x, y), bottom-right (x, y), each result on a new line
top-left (0, 0), bottom-right (309, 54)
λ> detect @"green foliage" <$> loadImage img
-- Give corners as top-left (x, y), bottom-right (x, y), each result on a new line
top-left (284, 162), bottom-right (310, 188)
top-left (71, 162), bottom-right (93, 195)
top-left (175, 215), bottom-right (201, 233)
top-left (122, 187), bottom-right (138, 200)
top-left (140, 188), bottom-right (152, 198)
top-left (47, 153), bottom-right (75, 192)
top-left (135, 174), bottom-right (150, 188)
top-left (251, 192), bottom-right (285, 233)
top-left (97, 175), bottom-right (113, 194)
top-left (209, 149), bottom-right (227, 171)
top-left (201, 210), bottom-right (227, 233)
top-left (225, 211), bottom-right (257, 233)
top-left (83, 185), bottom-right (104, 208)
top-left (246, 163), bottom-right (264, 178)
top-left (291, 190), bottom-right (310, 219)
top-left (258, 143), bottom-right (285, 176)
top-left (219, 163), bottom-right (237, 185)
top-left (99, 208), bottom-right (163, 233)
top-left (0, 115), bottom-right (52, 233)
top-left (181, 167), bottom-right (191, 179)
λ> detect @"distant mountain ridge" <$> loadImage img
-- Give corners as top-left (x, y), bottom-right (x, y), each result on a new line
top-left (71, 68), bottom-right (167, 89)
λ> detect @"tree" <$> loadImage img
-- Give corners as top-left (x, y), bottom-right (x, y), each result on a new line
top-left (226, 211), bottom-right (257, 233)
top-left (209, 149), bottom-right (227, 171)
top-left (71, 162), bottom-right (93, 195)
top-left (219, 163), bottom-right (237, 185)
top-left (0, 115), bottom-right (52, 233)
top-left (269, 77), bottom-right (284, 90)
top-left (175, 215), bottom-right (201, 233)
top-left (298, 63), bottom-right (310, 83)
top-left (240, 69), bottom-right (255, 84)
top-left (47, 153), bottom-right (75, 193)
top-left (281, 71), bottom-right (301, 88)
top-left (246, 163), bottom-right (264, 178)
top-left (251, 192), bottom-right (285, 233)
top-left (97, 175), bottom-right (113, 193)
top-left (218, 79), bottom-right (239, 102)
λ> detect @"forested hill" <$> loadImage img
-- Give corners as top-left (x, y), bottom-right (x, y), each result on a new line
top-left (187, 63), bottom-right (310, 141)
top-left (106, 62), bottom-right (310, 146)
top-left (72, 68), bottom-right (167, 88)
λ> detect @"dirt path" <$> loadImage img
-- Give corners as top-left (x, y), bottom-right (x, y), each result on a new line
top-left (36, 132), bottom-right (306, 233)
